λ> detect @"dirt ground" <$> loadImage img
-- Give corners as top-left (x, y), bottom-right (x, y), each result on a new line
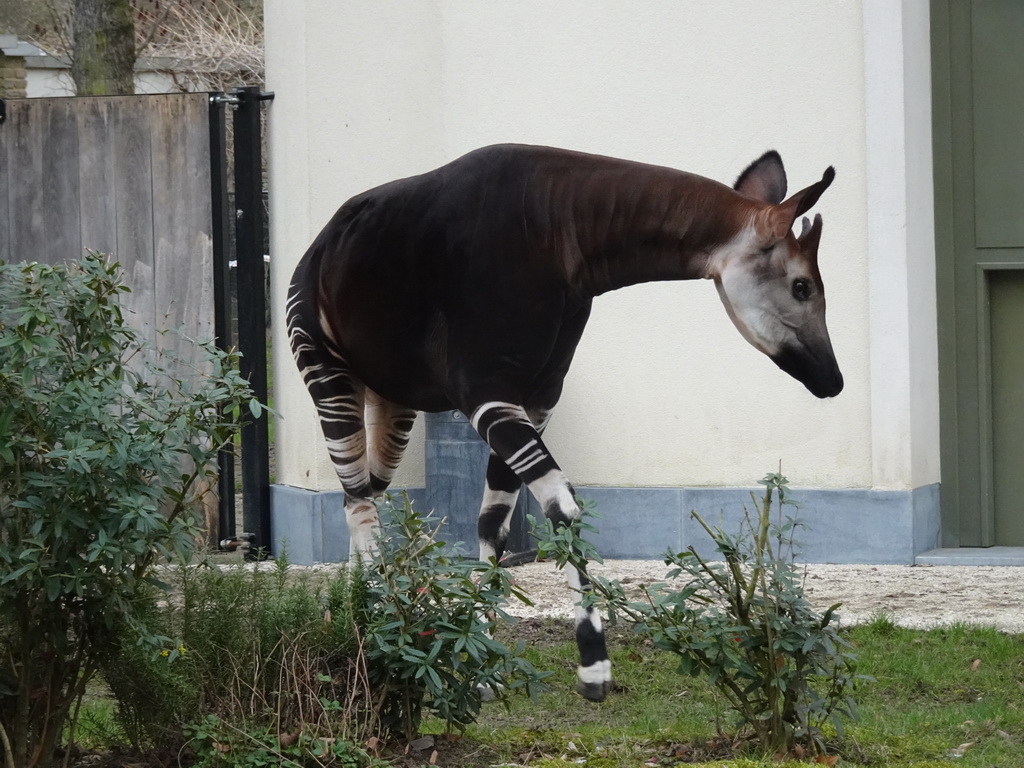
top-left (499, 559), bottom-right (1024, 632)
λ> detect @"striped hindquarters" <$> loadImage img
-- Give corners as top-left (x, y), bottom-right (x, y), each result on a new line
top-left (286, 273), bottom-right (371, 499)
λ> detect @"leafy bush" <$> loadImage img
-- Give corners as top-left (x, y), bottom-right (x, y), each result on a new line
top-left (106, 496), bottom-right (550, 758)
top-left (361, 494), bottom-right (550, 741)
top-left (0, 255), bottom-right (257, 768)
top-left (535, 472), bottom-right (865, 757)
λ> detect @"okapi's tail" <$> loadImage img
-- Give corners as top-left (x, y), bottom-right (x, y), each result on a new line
top-left (287, 198), bottom-right (370, 369)
top-left (286, 231), bottom-right (348, 373)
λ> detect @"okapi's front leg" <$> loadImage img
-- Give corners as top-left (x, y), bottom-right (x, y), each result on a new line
top-left (470, 401), bottom-right (612, 702)
top-left (478, 451), bottom-right (523, 565)
top-left (477, 406), bottom-right (551, 564)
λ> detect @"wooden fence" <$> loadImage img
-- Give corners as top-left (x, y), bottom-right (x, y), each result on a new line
top-left (0, 93), bottom-right (215, 367)
top-left (0, 92), bottom-right (221, 533)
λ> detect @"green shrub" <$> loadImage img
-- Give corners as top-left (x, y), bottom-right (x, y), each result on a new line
top-left (0, 255), bottom-right (258, 768)
top-left (105, 495), bottom-right (550, 757)
top-left (535, 472), bottom-right (866, 757)
top-left (361, 494), bottom-right (550, 741)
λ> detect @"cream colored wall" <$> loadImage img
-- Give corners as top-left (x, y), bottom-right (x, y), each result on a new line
top-left (266, 0), bottom-right (443, 491)
top-left (266, 1), bottom-right (939, 493)
top-left (863, 0), bottom-right (940, 491)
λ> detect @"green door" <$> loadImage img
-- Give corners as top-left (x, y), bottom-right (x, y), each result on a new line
top-left (933, 0), bottom-right (1024, 546)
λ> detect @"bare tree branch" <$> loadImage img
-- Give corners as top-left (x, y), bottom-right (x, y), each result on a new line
top-left (144, 1), bottom-right (264, 91)
top-left (133, 0), bottom-right (172, 55)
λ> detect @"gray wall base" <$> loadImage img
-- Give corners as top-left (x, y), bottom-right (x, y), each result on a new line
top-left (270, 482), bottom-right (940, 566)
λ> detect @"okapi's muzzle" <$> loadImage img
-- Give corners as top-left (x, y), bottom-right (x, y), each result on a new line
top-left (771, 343), bottom-right (844, 399)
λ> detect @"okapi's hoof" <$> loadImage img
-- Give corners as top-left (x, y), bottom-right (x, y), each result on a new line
top-left (576, 679), bottom-right (612, 702)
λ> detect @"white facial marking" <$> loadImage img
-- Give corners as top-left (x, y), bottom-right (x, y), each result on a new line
top-left (716, 259), bottom-right (788, 356)
top-left (705, 222), bottom-right (813, 358)
top-left (703, 222), bottom-right (757, 280)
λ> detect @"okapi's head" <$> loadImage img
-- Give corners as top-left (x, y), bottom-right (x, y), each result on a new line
top-left (706, 151), bottom-right (842, 398)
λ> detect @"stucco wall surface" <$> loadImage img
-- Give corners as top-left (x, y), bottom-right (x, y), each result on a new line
top-left (266, 1), bottom-right (901, 494)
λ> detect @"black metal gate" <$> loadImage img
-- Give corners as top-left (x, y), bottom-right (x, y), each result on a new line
top-left (209, 86), bottom-right (274, 555)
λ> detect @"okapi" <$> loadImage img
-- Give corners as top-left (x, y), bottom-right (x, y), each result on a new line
top-left (287, 144), bottom-right (841, 702)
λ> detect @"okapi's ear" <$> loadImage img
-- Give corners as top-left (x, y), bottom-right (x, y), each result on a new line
top-left (760, 166), bottom-right (835, 244)
top-left (734, 150), bottom-right (788, 205)
top-left (798, 213), bottom-right (824, 254)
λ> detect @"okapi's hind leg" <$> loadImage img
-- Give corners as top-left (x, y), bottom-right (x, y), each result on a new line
top-left (365, 389), bottom-right (418, 495)
top-left (287, 296), bottom-right (377, 556)
top-left (470, 401), bottom-right (612, 702)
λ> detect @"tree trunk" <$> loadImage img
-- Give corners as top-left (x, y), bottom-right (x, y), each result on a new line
top-left (71, 0), bottom-right (135, 96)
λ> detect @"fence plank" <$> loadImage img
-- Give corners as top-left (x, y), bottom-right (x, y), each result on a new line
top-left (111, 95), bottom-right (157, 343)
top-left (5, 100), bottom-right (45, 263)
top-left (40, 98), bottom-right (82, 265)
top-left (0, 115), bottom-right (9, 263)
top-left (149, 92), bottom-right (219, 541)
top-left (76, 97), bottom-right (118, 256)
top-left (151, 94), bottom-right (215, 369)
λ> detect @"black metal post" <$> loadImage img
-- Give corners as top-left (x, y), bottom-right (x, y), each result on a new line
top-left (209, 93), bottom-right (236, 547)
top-left (233, 86), bottom-right (274, 556)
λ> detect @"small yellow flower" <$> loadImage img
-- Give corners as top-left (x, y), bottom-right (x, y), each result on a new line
top-left (160, 649), bottom-right (170, 657)
top-left (178, 644), bottom-right (187, 655)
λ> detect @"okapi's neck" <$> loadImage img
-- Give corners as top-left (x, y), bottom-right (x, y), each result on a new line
top-left (545, 166), bottom-right (755, 298)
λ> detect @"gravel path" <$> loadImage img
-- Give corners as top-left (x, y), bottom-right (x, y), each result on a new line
top-left (501, 560), bottom-right (1024, 633)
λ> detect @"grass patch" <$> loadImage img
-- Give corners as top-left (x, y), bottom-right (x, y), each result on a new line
top-left (410, 618), bottom-right (1024, 767)
top-left (73, 589), bottom-right (1023, 766)
top-left (845, 620), bottom-right (1024, 767)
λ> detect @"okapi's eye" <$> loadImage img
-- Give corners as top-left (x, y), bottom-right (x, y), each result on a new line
top-left (792, 279), bottom-right (812, 301)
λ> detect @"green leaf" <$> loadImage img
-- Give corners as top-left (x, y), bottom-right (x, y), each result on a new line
top-left (821, 602), bottom-right (842, 628)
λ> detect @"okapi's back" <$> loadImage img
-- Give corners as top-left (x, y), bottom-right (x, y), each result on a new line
top-left (309, 146), bottom-right (548, 310)
top-left (293, 144), bottom-right (758, 407)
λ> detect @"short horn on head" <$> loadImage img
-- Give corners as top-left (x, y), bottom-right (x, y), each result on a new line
top-left (798, 213), bottom-right (824, 253)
